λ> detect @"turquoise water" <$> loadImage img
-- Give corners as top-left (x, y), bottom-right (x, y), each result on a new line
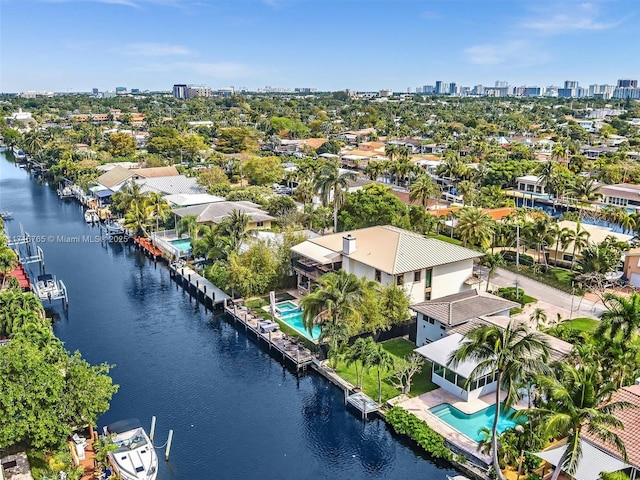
top-left (430, 403), bottom-right (519, 442)
top-left (275, 300), bottom-right (298, 313)
top-left (170, 238), bottom-right (192, 252)
top-left (279, 309), bottom-right (321, 341)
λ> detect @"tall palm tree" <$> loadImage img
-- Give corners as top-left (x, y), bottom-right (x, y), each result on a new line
top-left (343, 337), bottom-right (375, 388)
top-left (456, 207), bottom-right (495, 250)
top-left (449, 322), bottom-right (550, 480)
top-left (301, 270), bottom-right (370, 366)
top-left (313, 163), bottom-right (357, 232)
top-left (144, 192), bottom-right (171, 232)
top-left (123, 200), bottom-right (151, 237)
top-left (526, 364), bottom-right (633, 480)
top-left (367, 342), bottom-right (395, 404)
top-left (557, 228), bottom-right (574, 266)
top-left (293, 180), bottom-right (315, 206)
top-left (482, 253), bottom-right (505, 292)
top-left (569, 221), bottom-right (591, 270)
top-left (409, 174), bottom-right (440, 208)
top-left (176, 215), bottom-right (199, 239)
top-left (0, 246), bottom-right (18, 290)
top-left (598, 292), bottom-right (640, 342)
top-left (385, 144), bottom-right (398, 162)
top-left (219, 209), bottom-right (250, 253)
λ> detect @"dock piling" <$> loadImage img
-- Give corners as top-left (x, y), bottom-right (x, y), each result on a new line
top-left (165, 430), bottom-right (173, 461)
top-left (150, 416), bottom-right (156, 442)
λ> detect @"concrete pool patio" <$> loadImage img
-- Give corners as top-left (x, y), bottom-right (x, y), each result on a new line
top-left (394, 388), bottom-right (529, 466)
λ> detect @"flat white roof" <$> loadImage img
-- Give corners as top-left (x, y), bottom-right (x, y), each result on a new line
top-left (291, 242), bottom-right (341, 265)
top-left (414, 333), bottom-right (489, 379)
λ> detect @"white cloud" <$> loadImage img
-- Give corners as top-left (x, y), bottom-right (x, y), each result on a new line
top-left (521, 2), bottom-right (620, 35)
top-left (464, 40), bottom-right (550, 67)
top-left (119, 42), bottom-right (192, 56)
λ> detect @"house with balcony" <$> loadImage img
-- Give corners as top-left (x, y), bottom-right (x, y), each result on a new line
top-left (516, 175), bottom-right (547, 195)
top-left (597, 183), bottom-right (640, 210)
top-left (290, 225), bottom-right (483, 302)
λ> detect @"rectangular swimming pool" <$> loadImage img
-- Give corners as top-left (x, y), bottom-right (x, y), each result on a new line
top-left (274, 302), bottom-right (321, 341)
top-left (430, 403), bottom-right (519, 442)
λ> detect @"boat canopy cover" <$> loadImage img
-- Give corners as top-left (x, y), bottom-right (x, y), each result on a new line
top-left (105, 418), bottom-right (142, 434)
top-left (37, 274), bottom-right (54, 282)
top-left (95, 189), bottom-right (114, 198)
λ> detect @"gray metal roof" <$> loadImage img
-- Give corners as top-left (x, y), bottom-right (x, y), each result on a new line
top-left (173, 201), bottom-right (275, 224)
top-left (410, 290), bottom-right (519, 326)
top-left (534, 439), bottom-right (632, 480)
top-left (136, 175), bottom-right (204, 196)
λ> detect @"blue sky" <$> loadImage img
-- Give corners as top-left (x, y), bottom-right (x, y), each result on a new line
top-left (1, 0), bottom-right (638, 93)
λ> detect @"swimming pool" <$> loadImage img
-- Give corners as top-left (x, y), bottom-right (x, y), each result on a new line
top-left (274, 302), bottom-right (321, 341)
top-left (430, 403), bottom-right (519, 442)
top-left (170, 238), bottom-right (192, 252)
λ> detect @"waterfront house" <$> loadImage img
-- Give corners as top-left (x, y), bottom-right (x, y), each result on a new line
top-left (172, 201), bottom-right (275, 230)
top-left (95, 165), bottom-right (180, 193)
top-left (414, 316), bottom-right (571, 402)
top-left (597, 183), bottom-right (640, 211)
top-left (291, 225), bottom-right (483, 302)
top-left (516, 175), bottom-right (547, 195)
top-left (411, 289), bottom-right (519, 346)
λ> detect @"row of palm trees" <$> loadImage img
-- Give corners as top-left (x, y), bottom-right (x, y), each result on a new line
top-left (343, 337), bottom-right (395, 404)
top-left (449, 311), bottom-right (637, 480)
top-left (110, 181), bottom-right (172, 236)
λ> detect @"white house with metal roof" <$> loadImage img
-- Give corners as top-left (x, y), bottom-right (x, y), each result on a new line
top-left (291, 225), bottom-right (484, 303)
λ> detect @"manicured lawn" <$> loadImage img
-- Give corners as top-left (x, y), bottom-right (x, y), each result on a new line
top-left (546, 267), bottom-right (575, 287)
top-left (334, 338), bottom-right (438, 403)
top-left (561, 317), bottom-right (598, 333)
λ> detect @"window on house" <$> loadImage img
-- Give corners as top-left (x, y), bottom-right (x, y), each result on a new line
top-left (424, 291), bottom-right (431, 301)
top-left (396, 275), bottom-right (403, 286)
top-left (425, 269), bottom-right (432, 288)
top-left (256, 221), bottom-right (264, 227)
top-left (375, 269), bottom-right (381, 282)
top-left (428, 317), bottom-right (435, 325)
top-left (414, 271), bottom-right (421, 282)
top-left (563, 254), bottom-right (573, 262)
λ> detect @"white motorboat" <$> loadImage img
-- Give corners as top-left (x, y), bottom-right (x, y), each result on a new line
top-left (34, 274), bottom-right (62, 301)
top-left (85, 209), bottom-right (99, 224)
top-left (12, 146), bottom-right (26, 161)
top-left (103, 419), bottom-right (158, 480)
top-left (447, 476), bottom-right (472, 480)
top-left (57, 186), bottom-right (73, 198)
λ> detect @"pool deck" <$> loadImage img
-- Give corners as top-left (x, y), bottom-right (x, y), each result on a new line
top-left (396, 388), bottom-right (528, 467)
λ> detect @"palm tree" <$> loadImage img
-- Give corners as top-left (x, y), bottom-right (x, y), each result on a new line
top-left (0, 246), bottom-right (18, 290)
top-left (532, 217), bottom-right (553, 269)
top-left (526, 364), bottom-right (633, 480)
top-left (367, 342), bottom-right (395, 404)
top-left (301, 270), bottom-right (370, 367)
top-left (385, 144), bottom-right (398, 162)
top-left (409, 174), bottom-right (440, 209)
top-left (343, 337), bottom-right (375, 388)
top-left (448, 322), bottom-right (550, 480)
top-left (176, 215), bottom-right (198, 239)
top-left (529, 307), bottom-right (547, 330)
top-left (482, 253), bottom-right (505, 292)
top-left (293, 180), bottom-right (315, 206)
top-left (557, 228), bottom-right (574, 266)
top-left (218, 209), bottom-right (250, 253)
top-left (313, 163), bottom-right (357, 232)
top-left (598, 293), bottom-right (640, 342)
top-left (123, 200), bottom-right (151, 237)
top-left (570, 221), bottom-right (591, 270)
top-left (456, 207), bottom-right (495, 250)
top-left (144, 192), bottom-right (171, 232)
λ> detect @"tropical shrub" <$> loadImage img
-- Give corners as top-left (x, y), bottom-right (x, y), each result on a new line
top-left (385, 407), bottom-right (452, 460)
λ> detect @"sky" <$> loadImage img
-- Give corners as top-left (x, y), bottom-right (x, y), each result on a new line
top-left (0, 0), bottom-right (638, 93)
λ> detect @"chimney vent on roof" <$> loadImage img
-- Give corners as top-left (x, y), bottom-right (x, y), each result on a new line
top-left (343, 234), bottom-right (356, 255)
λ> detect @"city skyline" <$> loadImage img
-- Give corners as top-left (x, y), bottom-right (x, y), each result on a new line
top-left (1, 0), bottom-right (639, 93)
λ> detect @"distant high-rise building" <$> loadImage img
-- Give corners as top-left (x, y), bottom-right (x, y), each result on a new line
top-left (115, 86), bottom-right (127, 93)
top-left (92, 88), bottom-right (99, 95)
top-left (617, 79), bottom-right (638, 88)
top-left (523, 87), bottom-right (542, 97)
top-left (564, 80), bottom-right (578, 89)
top-left (495, 80), bottom-right (508, 88)
top-left (415, 86), bottom-right (423, 94)
top-left (435, 81), bottom-right (444, 94)
top-left (173, 84), bottom-right (188, 99)
top-left (294, 87), bottom-right (317, 93)
top-left (217, 87), bottom-right (235, 97)
top-left (449, 83), bottom-right (458, 95)
top-left (423, 85), bottom-right (435, 94)
top-left (472, 85), bottom-right (485, 95)
top-left (613, 86), bottom-right (640, 99)
top-left (186, 85), bottom-right (212, 98)
top-left (379, 89), bottom-right (393, 98)
top-left (131, 88), bottom-right (140, 94)
top-left (588, 84), bottom-right (615, 99)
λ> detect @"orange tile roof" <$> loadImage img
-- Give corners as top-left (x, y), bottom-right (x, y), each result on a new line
top-left (583, 385), bottom-right (640, 467)
top-left (304, 138), bottom-right (327, 149)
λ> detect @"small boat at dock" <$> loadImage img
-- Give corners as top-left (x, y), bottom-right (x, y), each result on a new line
top-left (103, 419), bottom-right (158, 480)
top-left (84, 209), bottom-right (99, 224)
top-left (57, 186), bottom-right (74, 198)
top-left (33, 273), bottom-right (66, 303)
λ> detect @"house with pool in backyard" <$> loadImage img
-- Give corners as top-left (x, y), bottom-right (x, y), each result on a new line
top-left (398, 292), bottom-right (573, 466)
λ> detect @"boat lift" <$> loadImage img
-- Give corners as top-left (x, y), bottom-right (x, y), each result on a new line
top-left (7, 224), bottom-right (30, 248)
top-left (15, 245), bottom-right (45, 271)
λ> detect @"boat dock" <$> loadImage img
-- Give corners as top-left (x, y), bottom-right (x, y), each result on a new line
top-left (134, 236), bottom-right (163, 259)
top-left (169, 262), bottom-right (230, 309)
top-left (224, 302), bottom-right (315, 370)
top-left (346, 392), bottom-right (380, 419)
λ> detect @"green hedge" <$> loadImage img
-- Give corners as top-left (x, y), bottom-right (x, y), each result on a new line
top-left (385, 407), bottom-right (452, 460)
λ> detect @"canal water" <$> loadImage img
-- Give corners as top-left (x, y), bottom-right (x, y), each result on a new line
top-left (0, 153), bottom-right (456, 480)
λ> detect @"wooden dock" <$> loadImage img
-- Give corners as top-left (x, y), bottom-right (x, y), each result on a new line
top-left (346, 392), bottom-right (380, 419)
top-left (169, 262), bottom-right (230, 309)
top-left (134, 236), bottom-right (163, 259)
top-left (224, 303), bottom-right (315, 370)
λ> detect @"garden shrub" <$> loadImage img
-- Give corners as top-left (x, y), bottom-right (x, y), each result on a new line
top-left (385, 407), bottom-right (452, 460)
